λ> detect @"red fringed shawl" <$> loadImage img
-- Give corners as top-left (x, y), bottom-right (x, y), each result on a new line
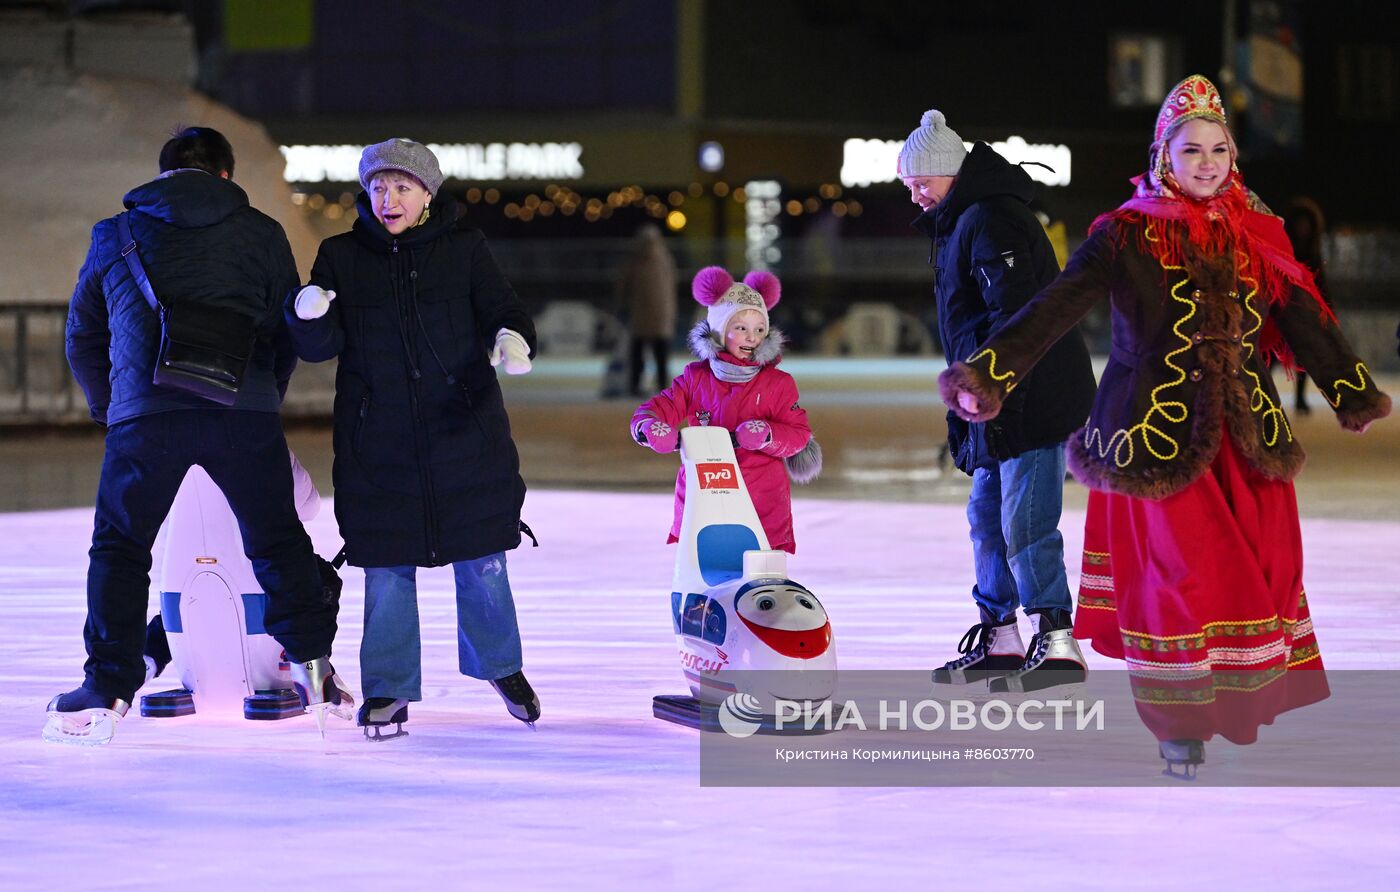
top-left (1091, 175), bottom-right (1335, 371)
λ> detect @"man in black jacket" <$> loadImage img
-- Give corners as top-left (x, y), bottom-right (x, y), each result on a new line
top-left (49, 127), bottom-right (349, 745)
top-left (900, 110), bottom-right (1097, 693)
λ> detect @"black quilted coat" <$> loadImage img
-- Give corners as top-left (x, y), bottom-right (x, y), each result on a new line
top-left (287, 195), bottom-right (536, 568)
top-left (66, 171), bottom-right (299, 426)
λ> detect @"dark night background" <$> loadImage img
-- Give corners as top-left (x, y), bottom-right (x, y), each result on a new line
top-left (3, 0), bottom-right (1397, 368)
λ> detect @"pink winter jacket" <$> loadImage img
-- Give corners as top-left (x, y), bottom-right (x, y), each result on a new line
top-left (632, 326), bottom-right (816, 553)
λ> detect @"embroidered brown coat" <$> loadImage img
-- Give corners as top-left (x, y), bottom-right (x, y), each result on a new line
top-left (939, 216), bottom-right (1391, 500)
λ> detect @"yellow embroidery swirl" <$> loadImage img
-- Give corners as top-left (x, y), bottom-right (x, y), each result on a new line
top-left (1235, 268), bottom-right (1291, 446)
top-left (965, 348), bottom-right (1018, 393)
top-left (1081, 222), bottom-right (1191, 467)
top-left (1326, 362), bottom-right (1373, 408)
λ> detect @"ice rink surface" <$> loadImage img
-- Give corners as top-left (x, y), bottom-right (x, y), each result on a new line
top-left (2, 490), bottom-right (1398, 890)
top-left (1, 361), bottom-right (1397, 890)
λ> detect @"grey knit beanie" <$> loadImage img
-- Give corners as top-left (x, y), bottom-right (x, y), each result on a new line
top-left (359, 138), bottom-right (444, 195)
top-left (896, 110), bottom-right (968, 178)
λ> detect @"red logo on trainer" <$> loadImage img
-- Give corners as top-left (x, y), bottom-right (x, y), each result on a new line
top-left (697, 462), bottom-right (738, 490)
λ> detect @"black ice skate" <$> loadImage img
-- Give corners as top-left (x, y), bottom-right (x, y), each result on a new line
top-left (42, 687), bottom-right (131, 746)
top-left (1160, 738), bottom-right (1206, 780)
top-left (290, 657), bottom-right (355, 736)
top-left (989, 610), bottom-right (1087, 694)
top-left (490, 670), bottom-right (541, 727)
top-left (357, 697), bottom-right (410, 742)
top-left (932, 614), bottom-right (1025, 685)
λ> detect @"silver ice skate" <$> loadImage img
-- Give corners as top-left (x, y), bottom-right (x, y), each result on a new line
top-left (290, 657), bottom-right (355, 736)
top-left (989, 620), bottom-right (1088, 695)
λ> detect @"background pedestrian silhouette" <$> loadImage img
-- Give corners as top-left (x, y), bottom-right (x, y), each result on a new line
top-left (615, 223), bottom-right (678, 397)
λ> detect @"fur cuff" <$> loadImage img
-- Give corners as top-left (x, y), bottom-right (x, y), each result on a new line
top-left (785, 437), bottom-right (823, 484)
top-left (1336, 390), bottom-right (1391, 432)
top-left (938, 361), bottom-right (1005, 423)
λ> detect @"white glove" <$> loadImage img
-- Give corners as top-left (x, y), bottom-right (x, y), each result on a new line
top-left (490, 329), bottom-right (533, 375)
top-left (294, 284), bottom-right (336, 320)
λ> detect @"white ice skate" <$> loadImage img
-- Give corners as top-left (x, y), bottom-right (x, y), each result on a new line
top-left (42, 695), bottom-right (130, 747)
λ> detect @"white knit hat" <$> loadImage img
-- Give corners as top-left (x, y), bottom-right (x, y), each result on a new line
top-left (897, 109), bottom-right (968, 178)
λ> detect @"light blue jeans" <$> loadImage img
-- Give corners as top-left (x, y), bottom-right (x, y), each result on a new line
top-left (965, 443), bottom-right (1072, 622)
top-left (360, 553), bottom-right (524, 701)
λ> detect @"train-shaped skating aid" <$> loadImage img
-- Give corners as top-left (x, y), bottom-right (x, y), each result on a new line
top-left (652, 426), bottom-right (837, 731)
top-left (139, 454), bottom-right (324, 722)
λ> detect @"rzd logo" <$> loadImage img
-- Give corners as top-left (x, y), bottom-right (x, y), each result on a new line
top-left (697, 463), bottom-right (737, 490)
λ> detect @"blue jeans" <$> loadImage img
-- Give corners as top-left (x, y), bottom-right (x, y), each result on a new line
top-left (965, 443), bottom-right (1072, 621)
top-left (360, 554), bottom-right (524, 701)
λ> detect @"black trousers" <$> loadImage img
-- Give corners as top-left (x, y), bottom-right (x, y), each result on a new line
top-left (83, 409), bottom-right (336, 701)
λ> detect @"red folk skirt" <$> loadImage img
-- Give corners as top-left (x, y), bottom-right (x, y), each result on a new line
top-left (1073, 431), bottom-right (1328, 744)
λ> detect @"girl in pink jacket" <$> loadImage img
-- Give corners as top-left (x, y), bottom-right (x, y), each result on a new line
top-left (632, 267), bottom-right (822, 553)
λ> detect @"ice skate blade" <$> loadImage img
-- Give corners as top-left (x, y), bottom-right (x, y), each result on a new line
top-left (931, 667), bottom-right (1018, 687)
top-left (41, 708), bottom-right (122, 746)
top-left (1159, 740), bottom-right (1204, 780)
top-left (927, 681), bottom-right (1006, 703)
top-left (307, 704), bottom-right (331, 737)
top-left (652, 694), bottom-right (835, 735)
top-left (1161, 763), bottom-right (1199, 781)
top-left (989, 668), bottom-right (1087, 695)
top-left (295, 695), bottom-right (355, 731)
top-left (986, 682), bottom-right (1089, 705)
top-left (362, 724), bottom-right (408, 742)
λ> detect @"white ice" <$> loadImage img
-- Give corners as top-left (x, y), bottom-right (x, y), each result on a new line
top-left (2, 489), bottom-right (1398, 890)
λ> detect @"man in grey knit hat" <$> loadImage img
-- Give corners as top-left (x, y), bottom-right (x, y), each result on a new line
top-left (902, 109), bottom-right (1096, 695)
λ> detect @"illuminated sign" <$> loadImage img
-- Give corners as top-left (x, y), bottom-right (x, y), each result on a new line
top-left (279, 142), bottom-right (585, 184)
top-left (840, 136), bottom-right (1071, 188)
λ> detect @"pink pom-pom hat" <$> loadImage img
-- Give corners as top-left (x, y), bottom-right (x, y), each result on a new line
top-left (691, 265), bottom-right (781, 335)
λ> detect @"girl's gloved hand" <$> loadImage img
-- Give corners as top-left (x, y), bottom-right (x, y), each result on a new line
top-left (636, 419), bottom-right (678, 453)
top-left (734, 419), bottom-right (772, 450)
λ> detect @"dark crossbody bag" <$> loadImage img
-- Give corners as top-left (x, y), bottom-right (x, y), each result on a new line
top-left (117, 212), bottom-right (258, 406)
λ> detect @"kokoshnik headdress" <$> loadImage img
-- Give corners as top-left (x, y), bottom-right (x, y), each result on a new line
top-left (1146, 74), bottom-right (1241, 197)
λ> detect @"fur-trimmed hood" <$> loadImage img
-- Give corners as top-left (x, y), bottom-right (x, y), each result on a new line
top-left (687, 321), bottom-right (787, 365)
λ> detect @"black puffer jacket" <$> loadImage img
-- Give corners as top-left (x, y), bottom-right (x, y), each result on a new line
top-left (287, 195), bottom-right (536, 568)
top-left (914, 142), bottom-right (1096, 473)
top-left (66, 171), bottom-right (299, 425)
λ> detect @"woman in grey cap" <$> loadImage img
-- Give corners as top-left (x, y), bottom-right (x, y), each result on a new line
top-left (286, 137), bottom-right (542, 737)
